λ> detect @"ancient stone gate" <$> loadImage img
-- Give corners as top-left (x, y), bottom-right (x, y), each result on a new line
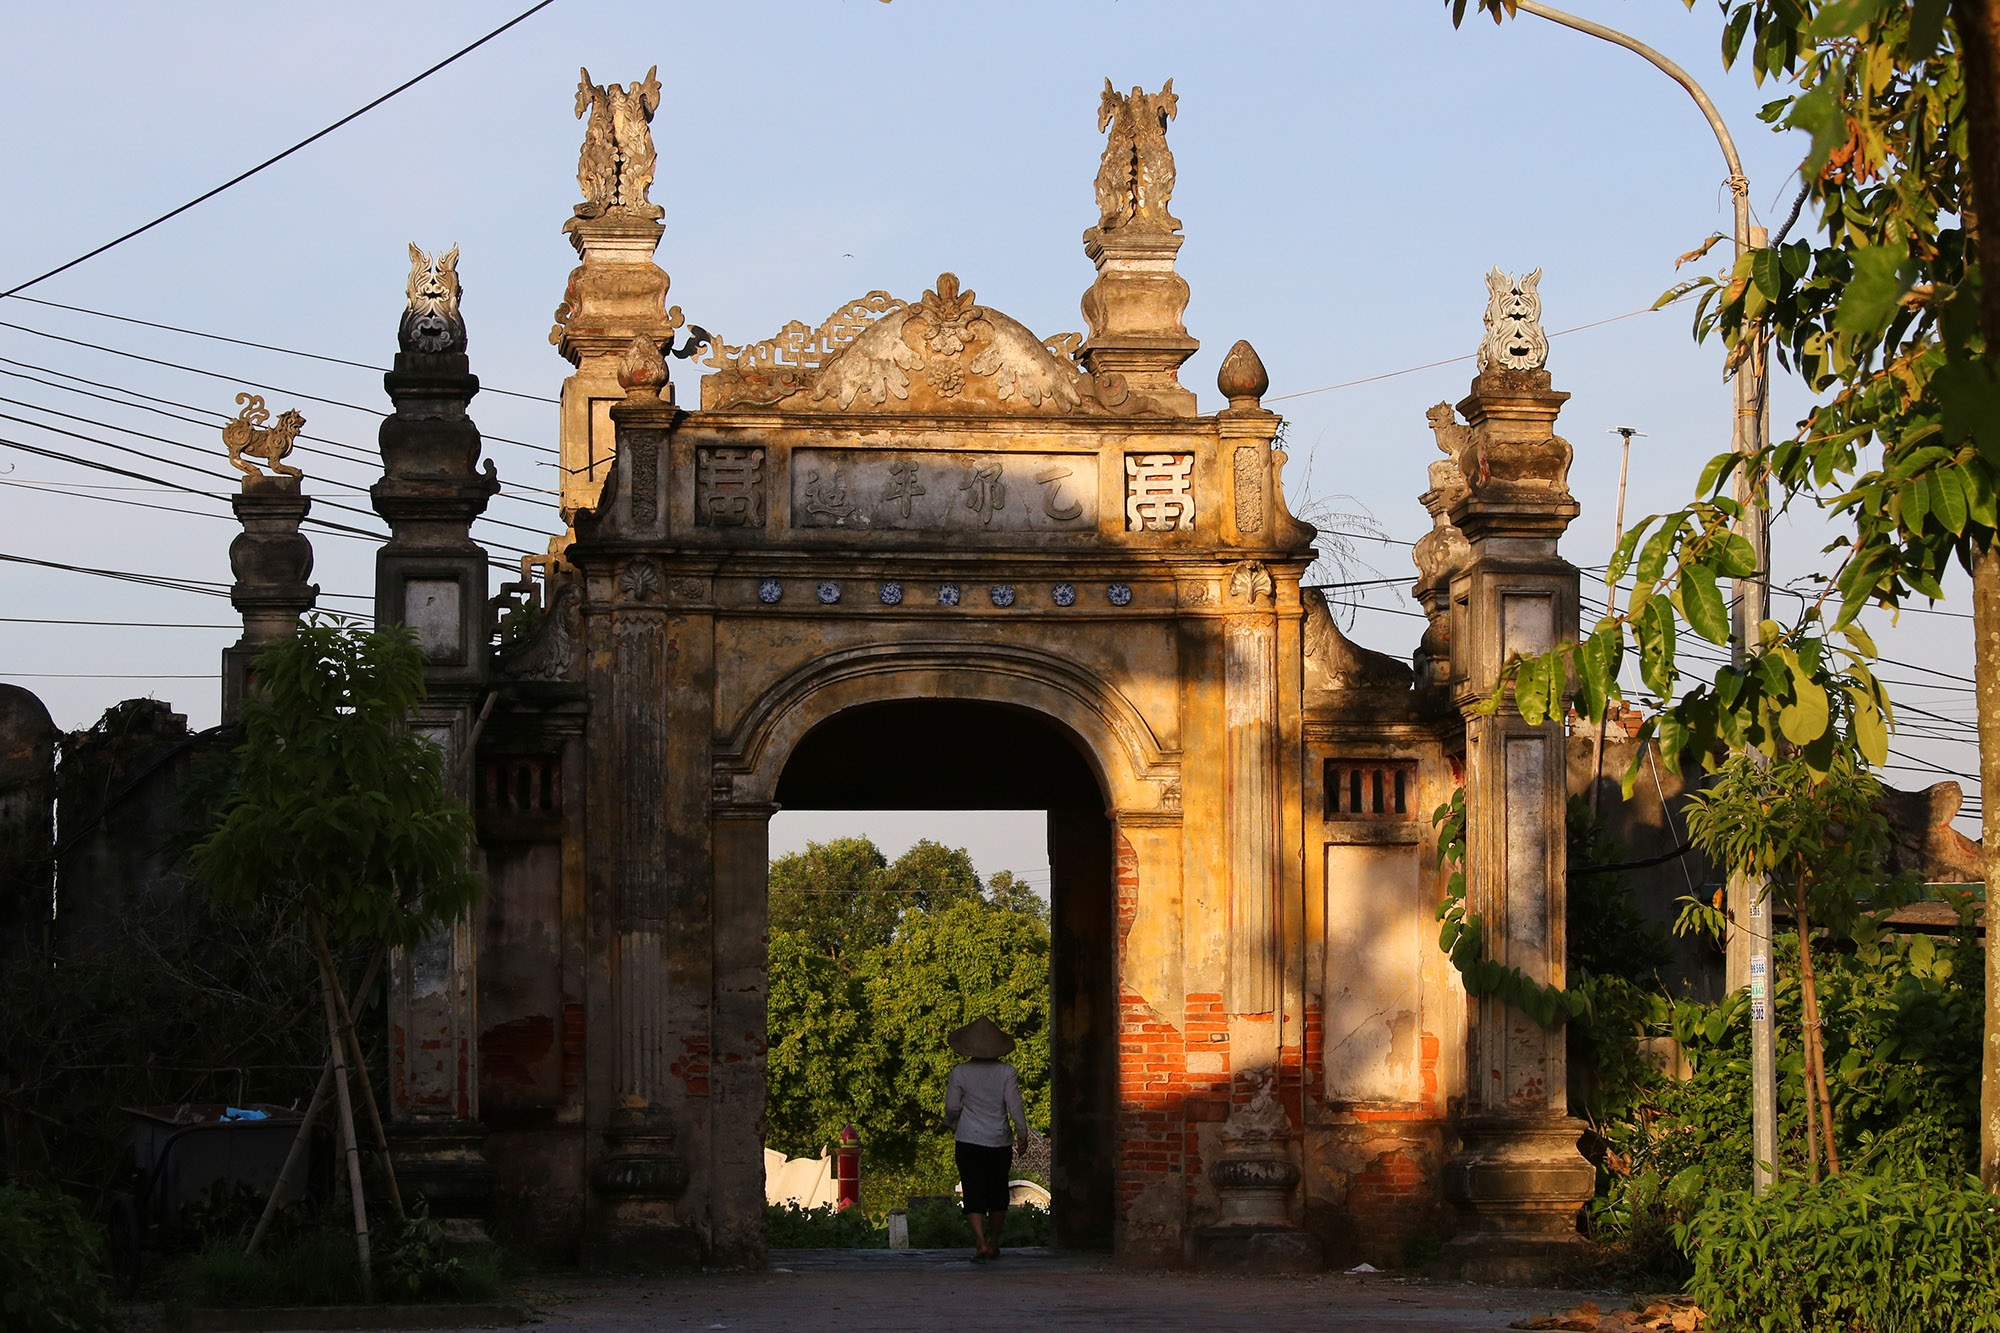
top-left (369, 74), bottom-right (1595, 1274)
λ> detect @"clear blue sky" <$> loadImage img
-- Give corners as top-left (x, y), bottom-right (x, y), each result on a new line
top-left (0, 1), bottom-right (1979, 866)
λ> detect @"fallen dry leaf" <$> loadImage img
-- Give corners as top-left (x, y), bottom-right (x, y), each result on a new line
top-left (1510, 1298), bottom-right (1704, 1332)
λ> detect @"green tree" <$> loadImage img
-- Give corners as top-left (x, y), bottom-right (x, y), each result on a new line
top-left (190, 619), bottom-right (481, 1292)
top-left (1685, 753), bottom-right (1909, 1176)
top-left (1450, 0), bottom-right (2000, 1187)
top-left (859, 895), bottom-right (1052, 1175)
top-left (762, 837), bottom-right (1050, 1200)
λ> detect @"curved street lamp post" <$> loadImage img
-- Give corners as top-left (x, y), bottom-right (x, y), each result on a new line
top-left (1506, 0), bottom-right (1779, 1194)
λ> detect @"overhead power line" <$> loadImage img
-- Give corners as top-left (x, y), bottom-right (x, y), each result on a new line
top-left (0, 549), bottom-right (372, 605)
top-left (0, 318), bottom-right (557, 456)
top-left (1266, 302), bottom-right (1676, 405)
top-left (0, 0), bottom-right (561, 299)
top-left (0, 616), bottom-right (236, 629)
top-left (0, 411), bottom-right (547, 557)
top-left (1, 672), bottom-right (216, 680)
top-left (1, 294), bottom-right (559, 405)
top-left (0, 355), bottom-right (559, 511)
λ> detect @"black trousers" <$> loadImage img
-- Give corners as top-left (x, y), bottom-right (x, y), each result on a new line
top-left (955, 1140), bottom-right (1013, 1213)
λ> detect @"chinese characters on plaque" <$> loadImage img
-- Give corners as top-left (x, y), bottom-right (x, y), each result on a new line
top-left (787, 449), bottom-right (1105, 532)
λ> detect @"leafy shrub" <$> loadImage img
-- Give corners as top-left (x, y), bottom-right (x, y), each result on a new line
top-left (904, 1198), bottom-right (1050, 1249)
top-left (0, 1186), bottom-right (116, 1333)
top-left (1686, 1173), bottom-right (2000, 1332)
top-left (763, 1202), bottom-right (886, 1249)
top-left (174, 1216), bottom-right (505, 1307)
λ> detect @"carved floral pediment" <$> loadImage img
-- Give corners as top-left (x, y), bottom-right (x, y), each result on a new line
top-left (700, 273), bottom-right (1095, 415)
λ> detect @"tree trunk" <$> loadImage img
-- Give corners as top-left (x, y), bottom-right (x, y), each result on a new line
top-left (1950, 0), bottom-right (2000, 1196)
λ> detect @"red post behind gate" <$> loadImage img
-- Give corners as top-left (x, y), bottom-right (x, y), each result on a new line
top-left (834, 1124), bottom-right (861, 1211)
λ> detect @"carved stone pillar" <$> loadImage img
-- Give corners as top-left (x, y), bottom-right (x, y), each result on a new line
top-left (550, 216), bottom-right (677, 520)
top-left (1222, 573), bottom-right (1280, 1014)
top-left (1078, 81), bottom-right (1198, 416)
top-left (1435, 271), bottom-right (1594, 1280)
top-left (221, 474), bottom-right (318, 722)
top-left (577, 360), bottom-right (704, 1266)
top-left (375, 245), bottom-right (498, 1232)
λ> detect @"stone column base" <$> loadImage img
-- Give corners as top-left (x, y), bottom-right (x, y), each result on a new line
top-left (1439, 1115), bottom-right (1593, 1283)
top-left (1194, 1225), bottom-right (1323, 1274)
top-left (588, 1109), bottom-right (701, 1270)
top-left (388, 1118), bottom-right (494, 1242)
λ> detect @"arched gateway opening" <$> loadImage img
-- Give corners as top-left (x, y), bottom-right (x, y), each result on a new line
top-left (771, 698), bottom-right (1118, 1249)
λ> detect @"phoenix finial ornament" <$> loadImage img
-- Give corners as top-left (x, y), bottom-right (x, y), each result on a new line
top-left (1476, 267), bottom-right (1549, 373)
top-left (574, 66), bottom-right (664, 219)
top-left (400, 243), bottom-right (465, 354)
top-left (1093, 79), bottom-right (1180, 234)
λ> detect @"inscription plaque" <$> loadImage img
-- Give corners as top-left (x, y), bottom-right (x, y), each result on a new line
top-left (789, 448), bottom-right (1097, 532)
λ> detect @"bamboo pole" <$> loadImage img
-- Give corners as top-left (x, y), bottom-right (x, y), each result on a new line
top-left (246, 948), bottom-right (385, 1257)
top-left (314, 926), bottom-right (373, 1300)
top-left (246, 1060), bottom-right (330, 1257)
top-left (315, 927), bottom-right (404, 1223)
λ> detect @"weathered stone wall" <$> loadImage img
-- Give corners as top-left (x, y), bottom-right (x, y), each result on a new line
top-left (0, 685), bottom-right (57, 962)
top-left (54, 699), bottom-right (204, 960)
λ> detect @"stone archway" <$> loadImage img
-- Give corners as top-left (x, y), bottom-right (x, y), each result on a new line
top-left (768, 697), bottom-right (1119, 1249)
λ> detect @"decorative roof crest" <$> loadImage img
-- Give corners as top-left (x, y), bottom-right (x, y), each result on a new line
top-left (1094, 79), bottom-right (1181, 235)
top-left (699, 292), bottom-right (908, 409)
top-left (699, 276), bottom-right (1089, 415)
top-left (400, 243), bottom-right (464, 354)
top-left (1476, 267), bottom-right (1548, 373)
top-left (574, 66), bottom-right (663, 220)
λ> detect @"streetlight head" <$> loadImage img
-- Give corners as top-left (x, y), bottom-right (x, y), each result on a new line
top-left (1608, 425), bottom-right (1647, 441)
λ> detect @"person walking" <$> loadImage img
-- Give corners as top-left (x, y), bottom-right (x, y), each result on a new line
top-left (944, 1016), bottom-right (1030, 1264)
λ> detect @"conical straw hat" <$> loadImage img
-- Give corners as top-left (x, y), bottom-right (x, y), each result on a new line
top-left (948, 1016), bottom-right (1015, 1059)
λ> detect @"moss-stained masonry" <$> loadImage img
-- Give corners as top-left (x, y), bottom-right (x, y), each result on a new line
top-left (377, 76), bottom-right (1591, 1276)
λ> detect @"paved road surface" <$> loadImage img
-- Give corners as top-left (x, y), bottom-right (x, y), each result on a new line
top-left (479, 1249), bottom-right (1616, 1332)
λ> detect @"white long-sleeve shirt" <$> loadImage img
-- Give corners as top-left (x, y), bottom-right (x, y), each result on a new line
top-left (945, 1059), bottom-right (1027, 1148)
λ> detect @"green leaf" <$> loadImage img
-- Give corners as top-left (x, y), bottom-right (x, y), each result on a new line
top-left (1697, 451), bottom-right (1742, 500)
top-left (1680, 563), bottom-right (1730, 645)
top-left (1806, 0), bottom-right (1890, 38)
top-left (1578, 629), bottom-right (1615, 720)
top-left (1515, 653), bottom-right (1548, 726)
top-left (1751, 246), bottom-right (1784, 301)
top-left (1932, 466), bottom-right (1969, 535)
top-left (1778, 670), bottom-right (1832, 746)
top-left (1713, 532), bottom-right (1759, 579)
top-left (1832, 243), bottom-right (1915, 340)
top-left (1607, 515), bottom-right (1658, 591)
top-left (1638, 598), bottom-right (1678, 698)
top-left (1838, 622), bottom-right (1879, 658)
top-left (1909, 0), bottom-right (1948, 62)
top-left (1902, 473), bottom-right (1930, 535)
top-left (1851, 695), bottom-right (1889, 766)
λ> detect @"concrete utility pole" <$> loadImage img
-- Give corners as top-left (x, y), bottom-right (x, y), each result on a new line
top-left (1511, 0), bottom-right (1778, 1194)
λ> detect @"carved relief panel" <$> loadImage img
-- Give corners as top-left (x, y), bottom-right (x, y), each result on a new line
top-left (697, 446), bottom-right (766, 528)
top-left (1125, 452), bottom-right (1196, 532)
